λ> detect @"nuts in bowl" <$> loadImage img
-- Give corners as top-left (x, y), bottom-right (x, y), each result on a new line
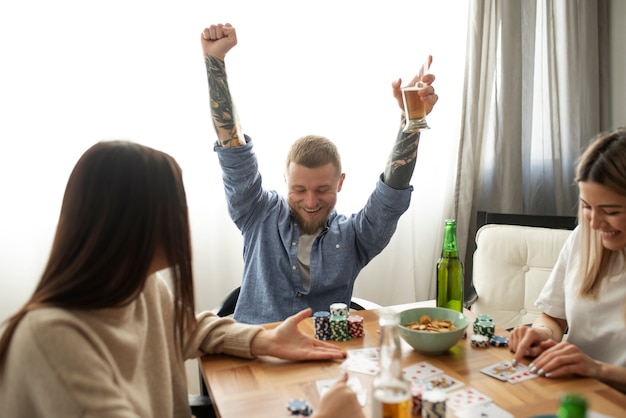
top-left (405, 314), bottom-right (458, 332)
top-left (398, 307), bottom-right (469, 355)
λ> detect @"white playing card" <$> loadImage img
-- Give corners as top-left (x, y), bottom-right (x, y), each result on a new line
top-left (479, 361), bottom-right (519, 382)
top-left (455, 402), bottom-right (513, 418)
top-left (423, 374), bottom-right (464, 392)
top-left (402, 361), bottom-right (445, 383)
top-left (346, 347), bottom-right (380, 361)
top-left (446, 387), bottom-right (493, 412)
top-left (339, 356), bottom-right (379, 375)
top-left (507, 365), bottom-right (538, 384)
top-left (480, 361), bottom-right (537, 384)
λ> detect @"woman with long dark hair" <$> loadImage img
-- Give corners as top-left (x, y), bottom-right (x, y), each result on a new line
top-left (0, 140), bottom-right (364, 417)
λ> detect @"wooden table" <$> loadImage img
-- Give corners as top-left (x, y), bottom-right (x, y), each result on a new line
top-left (200, 301), bottom-right (626, 417)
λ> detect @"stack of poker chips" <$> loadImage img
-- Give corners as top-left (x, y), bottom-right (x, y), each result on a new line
top-left (471, 314), bottom-right (494, 348)
top-left (330, 313), bottom-right (351, 341)
top-left (313, 311), bottom-right (332, 340)
top-left (470, 314), bottom-right (509, 347)
top-left (410, 381), bottom-right (433, 416)
top-left (330, 302), bottom-right (349, 317)
top-left (329, 303), bottom-right (350, 341)
top-left (421, 388), bottom-right (447, 418)
top-left (314, 303), bottom-right (365, 341)
top-left (470, 334), bottom-right (490, 348)
top-left (347, 315), bottom-right (364, 338)
top-left (473, 314), bottom-right (495, 338)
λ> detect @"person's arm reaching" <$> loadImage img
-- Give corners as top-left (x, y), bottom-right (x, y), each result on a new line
top-left (509, 312), bottom-right (626, 391)
top-left (509, 312), bottom-right (567, 365)
top-left (384, 56), bottom-right (438, 189)
top-left (201, 23), bottom-right (245, 147)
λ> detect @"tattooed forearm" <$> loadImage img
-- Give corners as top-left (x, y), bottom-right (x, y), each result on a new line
top-left (205, 56), bottom-right (244, 147)
top-left (383, 116), bottom-right (420, 189)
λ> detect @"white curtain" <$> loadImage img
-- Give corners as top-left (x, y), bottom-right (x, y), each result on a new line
top-left (455, 0), bottom-right (608, 302)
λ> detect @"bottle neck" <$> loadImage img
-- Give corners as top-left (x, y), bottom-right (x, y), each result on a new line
top-left (441, 221), bottom-right (459, 257)
top-left (376, 311), bottom-right (403, 381)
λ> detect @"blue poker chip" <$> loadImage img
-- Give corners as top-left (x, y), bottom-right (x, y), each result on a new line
top-left (490, 335), bottom-right (509, 347)
top-left (287, 399), bottom-right (313, 416)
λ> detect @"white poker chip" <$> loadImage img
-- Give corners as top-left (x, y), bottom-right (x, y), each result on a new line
top-left (470, 334), bottom-right (490, 348)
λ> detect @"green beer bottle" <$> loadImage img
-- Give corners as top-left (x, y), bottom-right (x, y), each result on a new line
top-left (557, 393), bottom-right (587, 418)
top-left (436, 219), bottom-right (464, 312)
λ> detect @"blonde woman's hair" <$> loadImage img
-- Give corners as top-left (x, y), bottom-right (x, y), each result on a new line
top-left (575, 127), bottom-right (626, 299)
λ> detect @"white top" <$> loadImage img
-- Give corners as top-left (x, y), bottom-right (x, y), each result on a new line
top-left (536, 226), bottom-right (626, 366)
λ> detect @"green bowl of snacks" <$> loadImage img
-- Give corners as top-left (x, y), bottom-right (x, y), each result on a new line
top-left (398, 307), bottom-right (469, 355)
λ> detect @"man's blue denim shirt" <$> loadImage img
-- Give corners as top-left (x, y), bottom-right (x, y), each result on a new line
top-left (215, 136), bottom-right (413, 324)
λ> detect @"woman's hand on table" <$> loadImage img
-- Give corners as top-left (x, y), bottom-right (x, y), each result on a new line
top-left (312, 374), bottom-right (365, 418)
top-left (523, 340), bottom-right (602, 379)
top-left (509, 325), bottom-right (553, 364)
top-left (250, 308), bottom-right (347, 361)
top-left (510, 314), bottom-right (567, 366)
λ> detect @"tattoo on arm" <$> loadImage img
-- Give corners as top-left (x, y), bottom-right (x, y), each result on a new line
top-left (383, 116), bottom-right (420, 189)
top-left (205, 56), bottom-right (244, 147)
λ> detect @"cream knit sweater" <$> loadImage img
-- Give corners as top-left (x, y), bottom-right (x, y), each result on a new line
top-left (0, 274), bottom-right (263, 417)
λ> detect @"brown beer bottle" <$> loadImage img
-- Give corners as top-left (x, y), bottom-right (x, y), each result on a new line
top-left (436, 219), bottom-right (464, 312)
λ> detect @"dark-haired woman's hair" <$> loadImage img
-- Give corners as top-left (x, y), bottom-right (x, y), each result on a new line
top-left (0, 141), bottom-right (196, 371)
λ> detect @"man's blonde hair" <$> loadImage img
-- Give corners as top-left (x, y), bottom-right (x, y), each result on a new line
top-left (285, 135), bottom-right (342, 177)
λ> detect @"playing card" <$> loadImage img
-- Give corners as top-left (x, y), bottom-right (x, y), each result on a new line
top-left (455, 402), bottom-right (513, 418)
top-left (316, 376), bottom-right (367, 407)
top-left (480, 361), bottom-right (537, 384)
top-left (402, 361), bottom-right (444, 383)
top-left (507, 365), bottom-right (538, 384)
top-left (423, 374), bottom-right (464, 392)
top-left (479, 361), bottom-right (519, 382)
top-left (346, 347), bottom-right (380, 361)
top-left (339, 356), bottom-right (379, 375)
top-left (446, 387), bottom-right (493, 412)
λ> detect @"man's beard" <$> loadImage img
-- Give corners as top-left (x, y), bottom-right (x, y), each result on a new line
top-left (289, 202), bottom-right (333, 235)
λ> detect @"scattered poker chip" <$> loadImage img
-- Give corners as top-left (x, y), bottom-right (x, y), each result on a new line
top-left (490, 335), bottom-right (509, 347)
top-left (470, 334), bottom-right (490, 348)
top-left (287, 399), bottom-right (313, 416)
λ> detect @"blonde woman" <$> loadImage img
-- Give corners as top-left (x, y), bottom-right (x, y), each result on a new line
top-left (510, 127), bottom-right (626, 393)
